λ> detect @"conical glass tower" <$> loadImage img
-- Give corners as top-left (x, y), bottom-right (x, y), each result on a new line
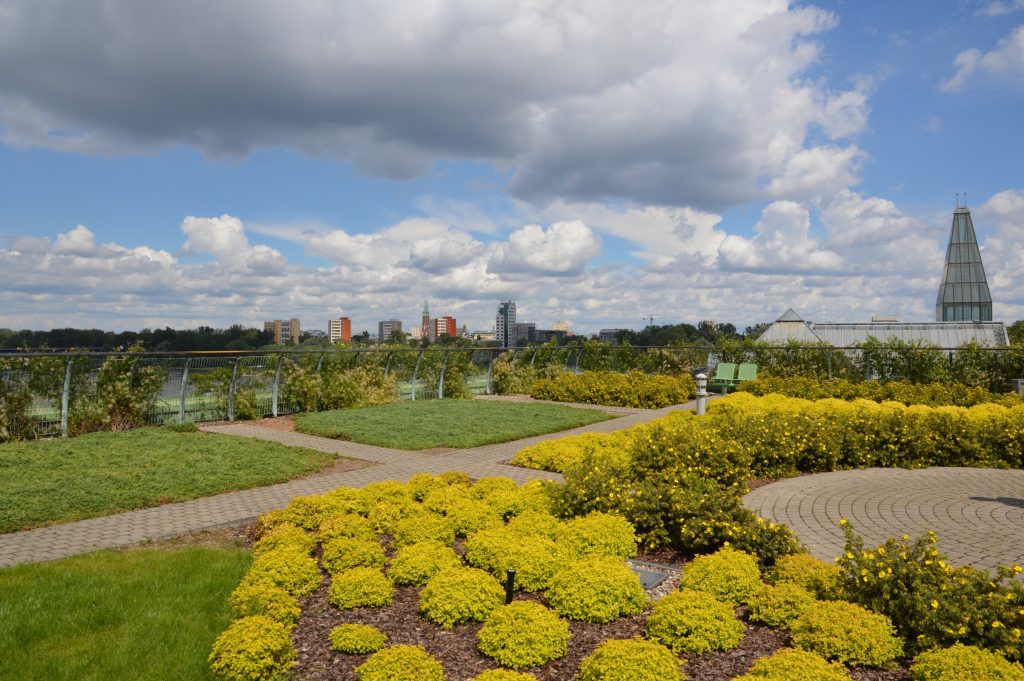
top-left (935, 202), bottom-right (992, 321)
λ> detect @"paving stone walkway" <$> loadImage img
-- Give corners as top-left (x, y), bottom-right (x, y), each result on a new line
top-left (743, 467), bottom-right (1024, 573)
top-left (0, 399), bottom-right (688, 567)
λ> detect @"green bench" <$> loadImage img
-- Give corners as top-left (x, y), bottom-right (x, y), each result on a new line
top-left (709, 362), bottom-right (757, 394)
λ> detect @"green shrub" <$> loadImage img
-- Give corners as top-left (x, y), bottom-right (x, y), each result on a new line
top-left (328, 624), bottom-right (388, 654)
top-left (208, 615), bottom-right (296, 681)
top-left (419, 567), bottom-right (504, 628)
top-left (644, 589), bottom-right (744, 655)
top-left (680, 547), bottom-right (762, 605)
top-left (368, 499), bottom-right (423, 535)
top-left (392, 513), bottom-right (454, 549)
top-left (556, 512), bottom-right (638, 559)
top-left (577, 638), bottom-right (685, 681)
top-left (746, 583), bottom-right (815, 628)
top-left (911, 644), bottom-right (1024, 681)
top-left (445, 499), bottom-right (504, 537)
top-left (252, 522), bottom-right (317, 556)
top-left (228, 582), bottom-right (301, 627)
top-left (464, 528), bottom-right (561, 592)
top-left (738, 375), bottom-right (1023, 408)
top-left (836, 524), bottom-right (1024, 659)
top-left (531, 370), bottom-right (696, 408)
top-left (388, 541), bottom-right (462, 586)
top-left (790, 600), bottom-right (902, 666)
top-left (320, 365), bottom-right (399, 410)
top-left (505, 510), bottom-right (562, 539)
top-left (355, 645), bottom-right (444, 681)
top-left (163, 421), bottom-right (198, 432)
top-left (321, 537), bottom-right (387, 574)
top-left (319, 512), bottom-right (377, 542)
top-left (472, 671), bottom-right (537, 681)
top-left (328, 568), bottom-right (394, 610)
top-left (546, 556), bottom-right (649, 623)
top-left (733, 648), bottom-right (849, 680)
top-left (476, 601), bottom-right (570, 668)
top-left (769, 553), bottom-right (841, 599)
top-left (243, 545), bottom-right (322, 596)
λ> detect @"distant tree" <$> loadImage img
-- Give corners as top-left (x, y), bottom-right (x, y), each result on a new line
top-left (743, 322), bottom-right (771, 341)
top-left (1008, 320), bottom-right (1024, 345)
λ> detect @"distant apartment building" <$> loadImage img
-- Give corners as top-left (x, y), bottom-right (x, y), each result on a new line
top-left (536, 328), bottom-right (568, 343)
top-left (328, 317), bottom-right (352, 343)
top-left (435, 315), bottom-right (457, 339)
top-left (515, 322), bottom-right (537, 345)
top-left (496, 300), bottom-right (517, 348)
top-left (264, 318), bottom-right (301, 344)
top-left (377, 319), bottom-right (403, 343)
top-left (598, 328), bottom-right (626, 344)
top-left (552, 321), bottom-right (570, 332)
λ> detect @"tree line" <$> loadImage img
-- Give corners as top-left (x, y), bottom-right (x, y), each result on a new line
top-left (0, 325), bottom-right (274, 352)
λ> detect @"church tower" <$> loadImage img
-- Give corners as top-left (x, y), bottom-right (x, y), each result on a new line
top-left (935, 197), bottom-right (992, 321)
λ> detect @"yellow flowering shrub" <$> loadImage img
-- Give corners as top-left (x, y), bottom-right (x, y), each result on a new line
top-left (388, 541), bottom-right (462, 586)
top-left (911, 644), bottom-right (1024, 681)
top-left (355, 645), bottom-right (444, 681)
top-left (577, 638), bottom-right (685, 681)
top-left (732, 648), bottom-right (850, 681)
top-left (328, 624), bottom-right (388, 654)
top-left (228, 582), bottom-right (302, 627)
top-left (392, 513), bottom-right (455, 549)
top-left (208, 615), bottom-right (296, 681)
top-left (645, 589), bottom-right (744, 655)
top-left (328, 568), bottom-right (394, 610)
top-left (472, 671), bottom-right (537, 681)
top-left (546, 555), bottom-right (649, 623)
top-left (407, 473), bottom-right (450, 501)
top-left (251, 522), bottom-right (316, 556)
top-left (464, 527), bottom-right (561, 591)
top-left (505, 510), bottom-right (563, 539)
top-left (790, 600), bottom-right (902, 666)
top-left (531, 370), bottom-right (697, 408)
top-left (769, 553), bottom-right (841, 599)
top-left (368, 498), bottom-right (424, 535)
top-left (556, 511), bottom-right (638, 559)
top-left (422, 484), bottom-right (472, 515)
top-left (362, 480), bottom-right (412, 504)
top-left (444, 498), bottom-right (503, 537)
top-left (476, 601), bottom-right (571, 668)
top-left (680, 547), bottom-right (762, 605)
top-left (321, 536), bottom-right (387, 574)
top-left (746, 583), bottom-right (815, 629)
top-left (242, 545), bottom-right (321, 596)
top-left (419, 567), bottom-right (505, 628)
top-left (317, 487), bottom-right (371, 517)
top-left (511, 431), bottom-right (635, 473)
top-left (318, 512), bottom-right (377, 543)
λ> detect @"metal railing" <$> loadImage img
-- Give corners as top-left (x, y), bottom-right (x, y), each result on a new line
top-left (2, 342), bottom-right (1021, 439)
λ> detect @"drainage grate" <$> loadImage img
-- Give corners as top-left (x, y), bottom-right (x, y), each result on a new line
top-left (630, 566), bottom-right (669, 591)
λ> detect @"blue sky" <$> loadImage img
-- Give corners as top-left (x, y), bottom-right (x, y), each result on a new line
top-left (1, 0), bottom-right (1022, 335)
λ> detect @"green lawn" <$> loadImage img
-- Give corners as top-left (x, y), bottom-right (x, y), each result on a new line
top-left (294, 399), bottom-right (613, 450)
top-left (0, 542), bottom-right (250, 681)
top-left (0, 428), bottom-right (335, 533)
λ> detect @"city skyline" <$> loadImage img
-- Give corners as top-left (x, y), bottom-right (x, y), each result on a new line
top-left (1, 1), bottom-right (1022, 334)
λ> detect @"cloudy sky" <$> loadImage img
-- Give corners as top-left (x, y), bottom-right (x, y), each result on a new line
top-left (1, 0), bottom-right (1022, 336)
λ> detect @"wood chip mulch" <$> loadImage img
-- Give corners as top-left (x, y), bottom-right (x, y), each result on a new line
top-left (285, 536), bottom-right (911, 681)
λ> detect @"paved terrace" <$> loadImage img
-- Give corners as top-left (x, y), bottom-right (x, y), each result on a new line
top-left (0, 398), bottom-right (687, 567)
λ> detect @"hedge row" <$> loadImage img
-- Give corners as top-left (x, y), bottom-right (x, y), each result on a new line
top-left (531, 370), bottom-right (697, 408)
top-left (737, 375), bottom-right (1023, 408)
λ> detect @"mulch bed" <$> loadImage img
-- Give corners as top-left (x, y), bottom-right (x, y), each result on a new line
top-left (275, 530), bottom-right (912, 680)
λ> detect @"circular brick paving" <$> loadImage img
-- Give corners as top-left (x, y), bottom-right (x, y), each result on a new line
top-left (743, 467), bottom-right (1024, 573)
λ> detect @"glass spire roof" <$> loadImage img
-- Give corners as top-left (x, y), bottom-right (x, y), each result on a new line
top-left (935, 205), bottom-right (992, 321)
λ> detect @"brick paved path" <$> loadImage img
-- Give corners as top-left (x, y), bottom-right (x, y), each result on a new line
top-left (743, 467), bottom-right (1024, 573)
top-left (0, 399), bottom-right (688, 567)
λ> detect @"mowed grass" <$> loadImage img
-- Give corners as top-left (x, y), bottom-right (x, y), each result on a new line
top-left (294, 399), bottom-right (613, 450)
top-left (0, 542), bottom-right (250, 681)
top-left (0, 428), bottom-right (335, 533)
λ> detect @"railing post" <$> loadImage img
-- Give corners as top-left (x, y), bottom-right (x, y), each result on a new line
top-left (574, 347), bottom-right (583, 373)
top-left (384, 352), bottom-right (393, 377)
top-left (695, 373), bottom-right (707, 416)
top-left (438, 351), bottom-right (450, 399)
top-left (530, 348), bottom-right (539, 366)
top-left (486, 351), bottom-right (496, 395)
top-left (61, 358), bottom-right (73, 438)
top-left (227, 358), bottom-right (240, 422)
top-left (411, 350), bottom-right (423, 400)
top-left (271, 355), bottom-right (284, 417)
top-left (178, 358), bottom-right (191, 424)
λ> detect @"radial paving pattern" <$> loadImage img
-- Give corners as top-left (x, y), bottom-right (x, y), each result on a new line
top-left (743, 467), bottom-right (1024, 572)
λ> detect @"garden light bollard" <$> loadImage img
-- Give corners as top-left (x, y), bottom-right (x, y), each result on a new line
top-left (1014, 379), bottom-right (1024, 397)
top-left (505, 569), bottom-right (516, 604)
top-left (695, 373), bottom-right (707, 416)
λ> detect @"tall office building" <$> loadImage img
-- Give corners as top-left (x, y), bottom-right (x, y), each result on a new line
top-left (435, 315), bottom-right (457, 339)
top-left (378, 319), bottom-right (403, 343)
top-left (496, 300), bottom-right (517, 348)
top-left (264, 318), bottom-right (301, 344)
top-left (328, 317), bottom-right (352, 343)
top-left (936, 200), bottom-right (992, 321)
top-left (515, 322), bottom-right (537, 344)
